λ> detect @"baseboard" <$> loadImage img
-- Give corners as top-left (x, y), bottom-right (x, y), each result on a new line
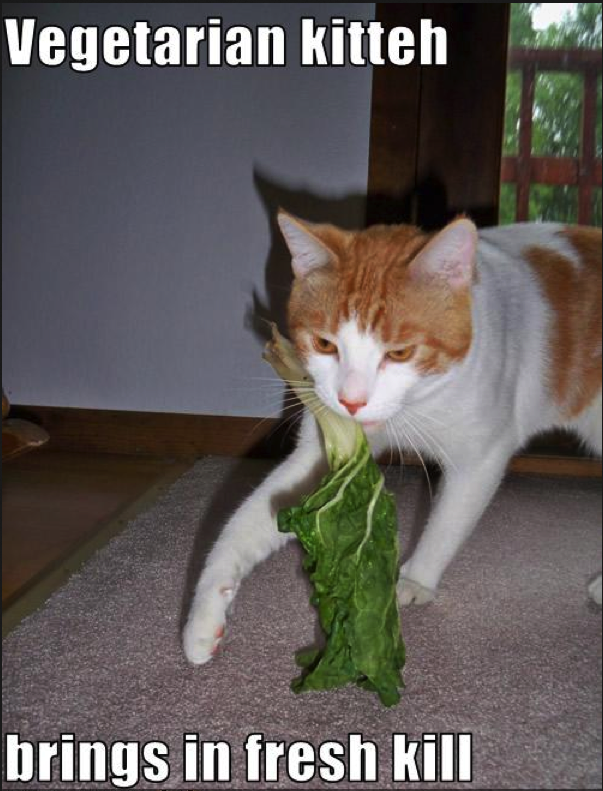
top-left (10, 405), bottom-right (295, 459)
top-left (9, 404), bottom-right (602, 478)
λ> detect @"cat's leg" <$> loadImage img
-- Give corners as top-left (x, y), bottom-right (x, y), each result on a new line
top-left (398, 444), bottom-right (512, 605)
top-left (589, 576), bottom-right (602, 606)
top-left (570, 391), bottom-right (602, 605)
top-left (571, 390), bottom-right (602, 456)
top-left (183, 412), bottom-right (326, 665)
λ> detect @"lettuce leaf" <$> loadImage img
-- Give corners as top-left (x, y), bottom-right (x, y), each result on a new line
top-left (264, 325), bottom-right (405, 707)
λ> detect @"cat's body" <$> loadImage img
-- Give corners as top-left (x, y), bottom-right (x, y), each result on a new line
top-left (183, 216), bottom-right (602, 665)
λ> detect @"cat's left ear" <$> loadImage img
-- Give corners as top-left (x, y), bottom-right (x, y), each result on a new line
top-left (407, 218), bottom-right (477, 290)
top-left (277, 210), bottom-right (341, 278)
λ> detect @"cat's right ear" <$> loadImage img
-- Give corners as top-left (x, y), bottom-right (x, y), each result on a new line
top-left (277, 211), bottom-right (338, 278)
top-left (407, 217), bottom-right (477, 291)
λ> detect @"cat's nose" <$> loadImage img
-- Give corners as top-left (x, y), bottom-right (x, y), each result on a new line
top-left (338, 397), bottom-right (367, 416)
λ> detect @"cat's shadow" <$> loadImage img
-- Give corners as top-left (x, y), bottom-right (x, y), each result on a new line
top-left (245, 170), bottom-right (373, 347)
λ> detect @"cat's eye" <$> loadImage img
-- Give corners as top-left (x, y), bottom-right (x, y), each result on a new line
top-left (313, 336), bottom-right (338, 355)
top-left (386, 347), bottom-right (415, 363)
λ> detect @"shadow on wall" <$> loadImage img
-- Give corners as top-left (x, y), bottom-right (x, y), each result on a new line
top-left (247, 169), bottom-right (370, 346)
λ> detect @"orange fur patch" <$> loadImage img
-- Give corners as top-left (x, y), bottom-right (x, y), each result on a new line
top-left (525, 226), bottom-right (602, 418)
top-left (288, 223), bottom-right (473, 374)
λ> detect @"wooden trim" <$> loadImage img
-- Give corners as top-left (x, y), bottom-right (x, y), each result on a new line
top-left (366, 3), bottom-right (423, 226)
top-left (10, 405), bottom-right (602, 478)
top-left (508, 47), bottom-right (602, 71)
top-left (517, 60), bottom-right (536, 221)
top-left (508, 455), bottom-right (602, 478)
top-left (502, 156), bottom-right (603, 188)
top-left (9, 405), bottom-right (296, 460)
top-left (579, 66), bottom-right (598, 224)
top-left (415, 3), bottom-right (510, 229)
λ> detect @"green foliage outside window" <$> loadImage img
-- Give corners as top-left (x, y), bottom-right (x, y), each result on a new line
top-left (500, 3), bottom-right (602, 226)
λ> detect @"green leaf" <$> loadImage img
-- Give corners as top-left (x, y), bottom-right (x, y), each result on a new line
top-left (278, 435), bottom-right (405, 707)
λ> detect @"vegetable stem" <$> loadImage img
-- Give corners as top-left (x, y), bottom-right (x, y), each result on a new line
top-left (263, 323), bottom-right (363, 470)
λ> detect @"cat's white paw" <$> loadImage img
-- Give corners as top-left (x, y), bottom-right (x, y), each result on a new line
top-left (182, 584), bottom-right (236, 665)
top-left (183, 620), bottom-right (224, 665)
top-left (397, 576), bottom-right (436, 606)
top-left (397, 560), bottom-right (437, 606)
top-left (588, 574), bottom-right (602, 606)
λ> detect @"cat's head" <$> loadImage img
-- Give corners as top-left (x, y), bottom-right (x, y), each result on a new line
top-left (279, 211), bottom-right (477, 428)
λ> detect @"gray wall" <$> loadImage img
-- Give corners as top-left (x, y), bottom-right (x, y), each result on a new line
top-left (2, 3), bottom-right (374, 416)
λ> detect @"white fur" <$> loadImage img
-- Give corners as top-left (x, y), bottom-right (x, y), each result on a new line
top-left (183, 222), bottom-right (602, 664)
top-left (307, 320), bottom-right (422, 425)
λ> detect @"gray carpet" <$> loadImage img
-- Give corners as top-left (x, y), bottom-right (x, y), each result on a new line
top-left (2, 457), bottom-right (602, 790)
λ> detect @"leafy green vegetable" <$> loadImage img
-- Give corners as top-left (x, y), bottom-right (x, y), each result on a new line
top-left (263, 325), bottom-right (405, 707)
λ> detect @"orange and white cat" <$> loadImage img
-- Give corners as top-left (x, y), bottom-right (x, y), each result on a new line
top-left (183, 212), bottom-right (602, 664)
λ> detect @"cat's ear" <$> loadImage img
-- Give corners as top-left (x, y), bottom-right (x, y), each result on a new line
top-left (277, 211), bottom-right (339, 277)
top-left (407, 218), bottom-right (477, 290)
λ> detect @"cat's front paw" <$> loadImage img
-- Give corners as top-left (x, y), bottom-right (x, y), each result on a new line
top-left (182, 584), bottom-right (236, 665)
top-left (397, 574), bottom-right (436, 606)
top-left (588, 573), bottom-right (602, 606)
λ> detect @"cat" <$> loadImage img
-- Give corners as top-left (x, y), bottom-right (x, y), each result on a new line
top-left (183, 211), bottom-right (602, 665)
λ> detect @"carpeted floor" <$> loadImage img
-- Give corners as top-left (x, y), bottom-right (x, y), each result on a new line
top-left (2, 457), bottom-right (602, 790)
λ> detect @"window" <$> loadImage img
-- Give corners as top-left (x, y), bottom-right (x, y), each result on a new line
top-left (500, 3), bottom-right (602, 226)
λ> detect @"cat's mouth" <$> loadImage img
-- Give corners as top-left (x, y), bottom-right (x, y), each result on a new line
top-left (359, 420), bottom-right (383, 431)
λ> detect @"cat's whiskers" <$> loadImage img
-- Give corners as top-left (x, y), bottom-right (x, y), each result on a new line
top-left (384, 420), bottom-right (395, 472)
top-left (279, 407), bottom-right (309, 446)
top-left (402, 408), bottom-right (457, 473)
top-left (373, 396), bottom-right (455, 473)
top-left (280, 395), bottom-right (334, 447)
top-left (402, 413), bottom-right (443, 466)
top-left (252, 387), bottom-right (330, 446)
top-left (385, 419), bottom-right (403, 484)
top-left (252, 382), bottom-right (315, 404)
top-left (246, 409), bottom-right (298, 440)
top-left (241, 376), bottom-right (313, 386)
top-left (386, 418), bottom-right (407, 486)
top-left (402, 404), bottom-right (448, 429)
top-left (237, 379), bottom-right (313, 400)
top-left (245, 393), bottom-right (316, 439)
top-left (247, 390), bottom-right (306, 411)
top-left (258, 393), bottom-right (306, 408)
top-left (376, 397), bottom-right (448, 431)
top-left (390, 417), bottom-right (434, 502)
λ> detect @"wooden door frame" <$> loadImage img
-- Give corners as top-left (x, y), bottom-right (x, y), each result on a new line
top-left (367, 4), bottom-right (511, 229)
